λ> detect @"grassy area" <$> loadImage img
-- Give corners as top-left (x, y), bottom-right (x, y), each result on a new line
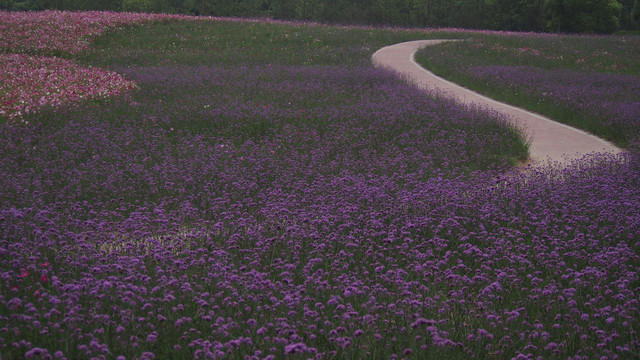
top-left (1, 14), bottom-right (639, 360)
top-left (79, 18), bottom-right (463, 67)
top-left (414, 33), bottom-right (640, 147)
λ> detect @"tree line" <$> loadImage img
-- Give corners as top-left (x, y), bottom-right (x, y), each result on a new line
top-left (2, 0), bottom-right (640, 33)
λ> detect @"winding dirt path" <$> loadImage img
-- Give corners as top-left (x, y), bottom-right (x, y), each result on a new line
top-left (372, 40), bottom-right (623, 166)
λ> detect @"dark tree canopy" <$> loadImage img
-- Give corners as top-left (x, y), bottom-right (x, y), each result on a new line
top-left (544, 0), bottom-right (623, 33)
top-left (1, 0), bottom-right (637, 33)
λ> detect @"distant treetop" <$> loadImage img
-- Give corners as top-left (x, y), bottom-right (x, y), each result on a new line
top-left (1, 0), bottom-right (637, 33)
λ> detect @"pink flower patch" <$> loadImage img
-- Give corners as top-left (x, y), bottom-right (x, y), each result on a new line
top-left (0, 10), bottom-right (182, 121)
top-left (0, 53), bottom-right (138, 121)
top-left (0, 10), bottom-right (172, 55)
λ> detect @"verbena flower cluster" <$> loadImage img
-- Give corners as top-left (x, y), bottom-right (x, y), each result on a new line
top-left (1, 12), bottom-right (639, 360)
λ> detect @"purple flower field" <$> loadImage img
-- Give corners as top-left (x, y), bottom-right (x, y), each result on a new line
top-left (467, 65), bottom-right (640, 144)
top-left (1, 12), bottom-right (640, 360)
top-left (414, 34), bottom-right (640, 147)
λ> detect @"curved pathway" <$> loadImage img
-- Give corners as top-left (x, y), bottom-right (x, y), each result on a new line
top-left (372, 40), bottom-right (623, 166)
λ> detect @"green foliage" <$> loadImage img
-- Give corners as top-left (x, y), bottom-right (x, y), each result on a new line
top-left (268, 0), bottom-right (297, 19)
top-left (65, 0), bottom-right (122, 10)
top-left (633, 0), bottom-right (640, 20)
top-left (484, 0), bottom-right (545, 31)
top-left (122, 0), bottom-right (151, 12)
top-left (0, 0), bottom-right (15, 10)
top-left (544, 0), bottom-right (623, 33)
top-left (11, 0), bottom-right (40, 10)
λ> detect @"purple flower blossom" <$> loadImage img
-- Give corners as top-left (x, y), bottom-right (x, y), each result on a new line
top-left (146, 331), bottom-right (158, 343)
top-left (284, 342), bottom-right (308, 354)
top-left (411, 318), bottom-right (436, 328)
top-left (24, 348), bottom-right (48, 358)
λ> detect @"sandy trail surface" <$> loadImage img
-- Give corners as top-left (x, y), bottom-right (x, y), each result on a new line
top-left (372, 40), bottom-right (623, 166)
